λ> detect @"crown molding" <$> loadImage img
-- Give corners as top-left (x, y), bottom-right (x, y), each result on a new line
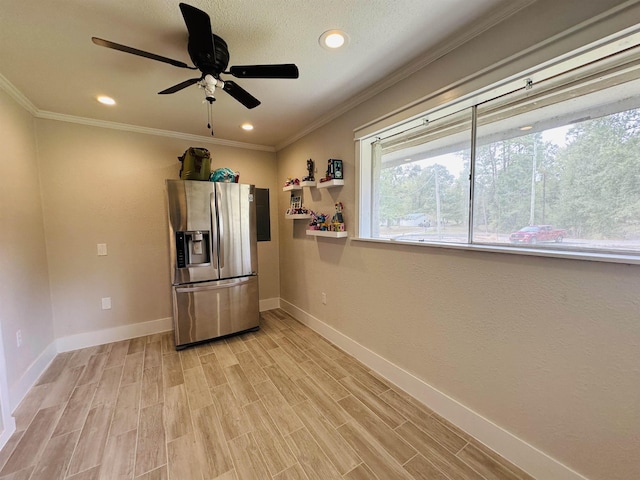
top-left (34, 110), bottom-right (275, 152)
top-left (0, 74), bottom-right (38, 115)
top-left (0, 0), bottom-right (536, 154)
top-left (0, 74), bottom-right (275, 153)
top-left (352, 0), bottom-right (640, 140)
top-left (275, 0), bottom-right (536, 151)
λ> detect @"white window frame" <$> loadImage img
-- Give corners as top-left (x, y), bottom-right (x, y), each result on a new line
top-left (355, 25), bottom-right (640, 265)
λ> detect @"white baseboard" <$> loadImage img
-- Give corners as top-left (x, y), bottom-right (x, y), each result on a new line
top-left (56, 300), bottom-right (281, 352)
top-left (9, 340), bottom-right (57, 413)
top-left (279, 299), bottom-right (588, 480)
top-left (9, 317), bottom-right (173, 419)
top-left (4, 304), bottom-right (282, 444)
top-left (9, 302), bottom-right (278, 408)
top-left (0, 420), bottom-right (15, 452)
top-left (56, 317), bottom-right (173, 353)
top-left (0, 324), bottom-right (16, 451)
top-left (259, 297), bottom-right (280, 312)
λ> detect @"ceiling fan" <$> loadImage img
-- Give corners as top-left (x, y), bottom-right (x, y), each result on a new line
top-left (91, 2), bottom-right (299, 109)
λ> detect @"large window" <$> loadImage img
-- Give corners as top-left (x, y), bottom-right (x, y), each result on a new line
top-left (358, 32), bottom-right (640, 259)
top-left (372, 108), bottom-right (472, 243)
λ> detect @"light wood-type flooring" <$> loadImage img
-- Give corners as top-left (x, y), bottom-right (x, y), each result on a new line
top-left (0, 309), bottom-right (535, 480)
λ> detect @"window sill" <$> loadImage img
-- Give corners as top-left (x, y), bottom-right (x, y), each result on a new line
top-left (351, 237), bottom-right (640, 265)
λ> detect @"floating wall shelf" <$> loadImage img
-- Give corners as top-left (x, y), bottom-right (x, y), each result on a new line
top-left (282, 180), bottom-right (316, 191)
top-left (285, 214), bottom-right (312, 219)
top-left (316, 179), bottom-right (344, 189)
top-left (306, 230), bottom-right (348, 238)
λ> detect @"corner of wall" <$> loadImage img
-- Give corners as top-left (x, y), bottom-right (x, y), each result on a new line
top-left (260, 298), bottom-right (280, 312)
top-left (8, 340), bottom-right (57, 414)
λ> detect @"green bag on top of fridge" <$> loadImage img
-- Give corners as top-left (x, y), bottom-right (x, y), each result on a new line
top-left (178, 147), bottom-right (211, 180)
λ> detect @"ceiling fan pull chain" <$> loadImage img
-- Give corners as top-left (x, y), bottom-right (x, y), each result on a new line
top-left (92, 3), bottom-right (298, 116)
top-left (208, 102), bottom-right (215, 136)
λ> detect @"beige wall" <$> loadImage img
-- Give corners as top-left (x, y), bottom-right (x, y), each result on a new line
top-left (35, 120), bottom-right (279, 339)
top-left (1, 0), bottom-right (639, 476)
top-left (0, 90), bottom-right (55, 404)
top-left (276, 1), bottom-right (640, 480)
top-left (0, 93), bottom-right (280, 412)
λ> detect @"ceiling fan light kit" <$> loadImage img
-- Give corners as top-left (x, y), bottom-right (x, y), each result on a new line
top-left (91, 2), bottom-right (299, 134)
top-left (201, 74), bottom-right (219, 103)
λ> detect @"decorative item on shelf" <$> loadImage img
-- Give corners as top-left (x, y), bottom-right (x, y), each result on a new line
top-left (319, 158), bottom-right (343, 182)
top-left (308, 210), bottom-right (330, 231)
top-left (284, 177), bottom-right (301, 187)
top-left (286, 207), bottom-right (311, 215)
top-left (286, 194), bottom-right (311, 215)
top-left (302, 158), bottom-right (315, 182)
top-left (289, 194), bottom-right (302, 210)
top-left (332, 159), bottom-right (343, 179)
top-left (330, 202), bottom-right (346, 231)
top-left (307, 209), bottom-right (347, 237)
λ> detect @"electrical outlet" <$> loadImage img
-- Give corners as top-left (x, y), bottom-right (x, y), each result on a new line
top-left (97, 243), bottom-right (108, 256)
top-left (16, 330), bottom-right (22, 348)
top-left (101, 297), bottom-right (112, 310)
top-left (321, 292), bottom-right (327, 305)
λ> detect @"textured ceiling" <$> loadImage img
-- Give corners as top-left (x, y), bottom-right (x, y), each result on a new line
top-left (0, 0), bottom-right (530, 148)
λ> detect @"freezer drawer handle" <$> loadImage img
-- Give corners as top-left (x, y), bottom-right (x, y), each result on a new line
top-left (175, 279), bottom-right (252, 293)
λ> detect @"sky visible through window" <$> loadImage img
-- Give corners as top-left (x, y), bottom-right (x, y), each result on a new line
top-left (377, 112), bottom-right (640, 253)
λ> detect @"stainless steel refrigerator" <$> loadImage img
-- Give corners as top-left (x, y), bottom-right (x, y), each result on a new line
top-left (166, 180), bottom-right (259, 349)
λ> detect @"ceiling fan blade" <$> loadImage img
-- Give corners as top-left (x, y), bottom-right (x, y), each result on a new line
top-left (158, 77), bottom-right (201, 95)
top-left (91, 37), bottom-right (194, 69)
top-left (179, 3), bottom-right (216, 69)
top-left (222, 80), bottom-right (261, 109)
top-left (229, 64), bottom-right (299, 79)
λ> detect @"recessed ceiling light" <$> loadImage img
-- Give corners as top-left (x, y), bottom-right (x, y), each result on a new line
top-left (97, 95), bottom-right (116, 106)
top-left (241, 123), bottom-right (254, 131)
top-left (319, 30), bottom-right (349, 50)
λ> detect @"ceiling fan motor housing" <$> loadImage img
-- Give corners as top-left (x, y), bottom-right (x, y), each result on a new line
top-left (92, 2), bottom-right (297, 110)
top-left (189, 34), bottom-right (230, 77)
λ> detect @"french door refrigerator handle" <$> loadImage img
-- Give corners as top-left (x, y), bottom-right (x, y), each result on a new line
top-left (210, 190), bottom-right (220, 270)
top-left (216, 185), bottom-right (225, 269)
top-left (175, 278), bottom-right (253, 293)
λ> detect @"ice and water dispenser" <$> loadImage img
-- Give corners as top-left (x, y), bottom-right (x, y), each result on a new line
top-left (175, 230), bottom-right (211, 268)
